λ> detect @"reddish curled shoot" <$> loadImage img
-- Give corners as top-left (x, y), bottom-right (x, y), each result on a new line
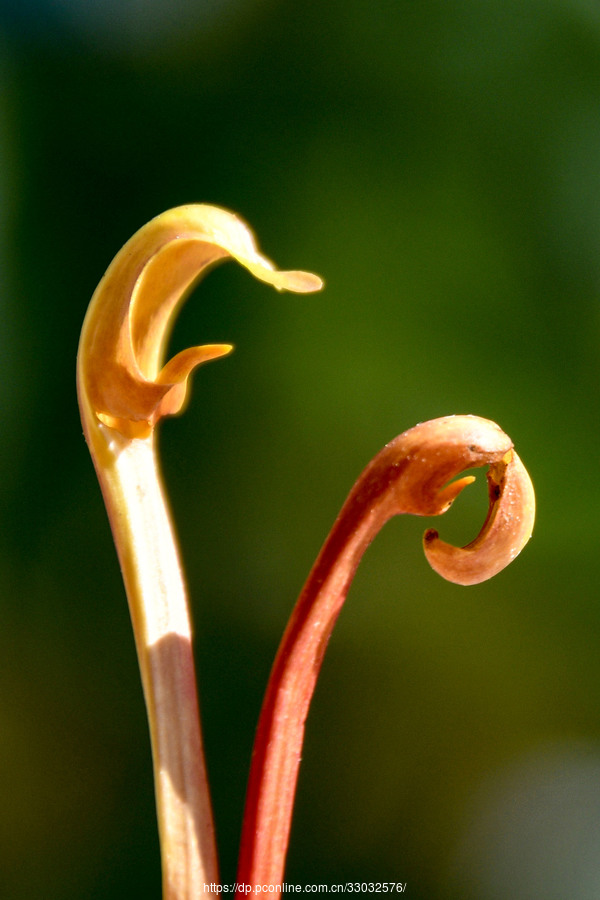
top-left (236, 414), bottom-right (535, 891)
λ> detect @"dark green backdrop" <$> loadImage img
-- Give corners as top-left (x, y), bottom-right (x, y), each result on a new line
top-left (1, 2), bottom-right (600, 898)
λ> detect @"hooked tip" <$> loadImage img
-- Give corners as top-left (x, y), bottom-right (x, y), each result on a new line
top-left (423, 448), bottom-right (535, 585)
top-left (78, 204), bottom-right (321, 441)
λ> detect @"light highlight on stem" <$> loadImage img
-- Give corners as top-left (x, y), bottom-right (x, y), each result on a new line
top-left (95, 426), bottom-right (216, 898)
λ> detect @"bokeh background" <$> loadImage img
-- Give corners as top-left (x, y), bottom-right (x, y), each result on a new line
top-left (2, 1), bottom-right (600, 897)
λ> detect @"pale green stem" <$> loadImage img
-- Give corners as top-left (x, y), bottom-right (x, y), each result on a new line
top-left (91, 421), bottom-right (218, 898)
top-left (75, 203), bottom-right (323, 896)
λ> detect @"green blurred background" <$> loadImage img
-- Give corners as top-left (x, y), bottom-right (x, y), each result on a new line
top-left (2, 1), bottom-right (600, 897)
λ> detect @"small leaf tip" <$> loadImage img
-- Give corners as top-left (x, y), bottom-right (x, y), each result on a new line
top-left (280, 270), bottom-right (324, 293)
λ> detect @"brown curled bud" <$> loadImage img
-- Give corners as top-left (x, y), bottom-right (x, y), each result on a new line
top-left (365, 414), bottom-right (535, 585)
top-left (423, 444), bottom-right (535, 585)
top-left (237, 414), bottom-right (535, 890)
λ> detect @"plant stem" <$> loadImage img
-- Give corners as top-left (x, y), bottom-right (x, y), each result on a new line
top-left (77, 204), bottom-right (323, 898)
top-left (236, 415), bottom-right (535, 891)
top-left (91, 423), bottom-right (219, 897)
top-left (236, 481), bottom-right (382, 888)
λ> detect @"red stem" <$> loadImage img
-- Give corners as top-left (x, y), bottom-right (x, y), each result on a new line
top-left (235, 455), bottom-right (405, 891)
top-left (234, 415), bottom-right (534, 892)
